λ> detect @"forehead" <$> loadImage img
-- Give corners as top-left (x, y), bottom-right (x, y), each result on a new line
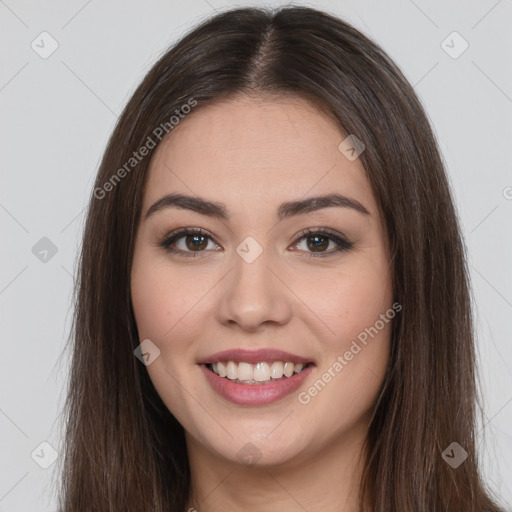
top-left (144, 95), bottom-right (378, 218)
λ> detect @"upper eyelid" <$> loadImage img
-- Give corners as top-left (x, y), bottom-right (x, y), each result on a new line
top-left (163, 226), bottom-right (346, 240)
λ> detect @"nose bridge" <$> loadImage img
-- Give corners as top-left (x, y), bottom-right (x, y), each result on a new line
top-left (216, 235), bottom-right (291, 329)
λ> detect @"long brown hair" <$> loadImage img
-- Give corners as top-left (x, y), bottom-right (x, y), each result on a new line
top-left (57, 6), bottom-right (506, 511)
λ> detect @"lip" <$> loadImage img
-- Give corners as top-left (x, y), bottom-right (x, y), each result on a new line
top-left (200, 363), bottom-right (314, 406)
top-left (198, 348), bottom-right (313, 365)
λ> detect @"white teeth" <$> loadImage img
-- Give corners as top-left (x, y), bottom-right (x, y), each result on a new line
top-left (283, 362), bottom-right (294, 377)
top-left (270, 361), bottom-right (284, 379)
top-left (254, 362), bottom-right (270, 381)
top-left (226, 361), bottom-right (237, 380)
top-left (209, 360), bottom-right (308, 382)
top-left (217, 362), bottom-right (227, 377)
top-left (238, 362), bottom-right (253, 381)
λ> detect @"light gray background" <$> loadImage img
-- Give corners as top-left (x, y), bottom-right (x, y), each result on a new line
top-left (0, 1), bottom-right (511, 510)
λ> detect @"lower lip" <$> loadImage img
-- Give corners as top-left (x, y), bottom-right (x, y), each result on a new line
top-left (200, 364), bottom-right (313, 406)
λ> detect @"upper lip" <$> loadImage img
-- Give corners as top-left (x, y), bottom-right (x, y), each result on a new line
top-left (198, 348), bottom-right (314, 365)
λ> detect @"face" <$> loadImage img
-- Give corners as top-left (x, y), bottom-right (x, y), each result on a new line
top-left (130, 95), bottom-right (394, 468)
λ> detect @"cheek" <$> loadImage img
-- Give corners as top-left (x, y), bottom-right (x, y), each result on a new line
top-left (291, 260), bottom-right (393, 440)
top-left (130, 253), bottom-right (205, 424)
top-left (130, 250), bottom-right (215, 396)
top-left (131, 250), bottom-right (201, 341)
top-left (131, 263), bottom-right (170, 340)
top-left (297, 252), bottom-right (393, 349)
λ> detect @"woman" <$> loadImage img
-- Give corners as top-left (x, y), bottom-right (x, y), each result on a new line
top-left (58, 5), bottom-right (506, 511)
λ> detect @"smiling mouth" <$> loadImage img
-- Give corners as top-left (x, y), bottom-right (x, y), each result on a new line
top-left (205, 360), bottom-right (314, 385)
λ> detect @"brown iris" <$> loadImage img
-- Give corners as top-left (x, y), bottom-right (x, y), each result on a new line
top-left (307, 235), bottom-right (329, 252)
top-left (185, 234), bottom-right (208, 251)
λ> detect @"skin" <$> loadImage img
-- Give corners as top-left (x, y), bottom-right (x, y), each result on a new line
top-left (130, 94), bottom-right (394, 512)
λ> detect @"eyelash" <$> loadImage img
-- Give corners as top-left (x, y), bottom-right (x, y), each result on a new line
top-left (157, 227), bottom-right (353, 259)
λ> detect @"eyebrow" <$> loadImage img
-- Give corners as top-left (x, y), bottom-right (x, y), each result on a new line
top-left (144, 192), bottom-right (370, 221)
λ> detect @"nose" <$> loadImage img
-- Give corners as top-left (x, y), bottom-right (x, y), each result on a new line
top-left (216, 245), bottom-right (292, 332)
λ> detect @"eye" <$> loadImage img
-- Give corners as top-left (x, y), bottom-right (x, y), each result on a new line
top-left (292, 227), bottom-right (353, 258)
top-left (158, 227), bottom-right (353, 258)
top-left (158, 228), bottom-right (220, 258)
